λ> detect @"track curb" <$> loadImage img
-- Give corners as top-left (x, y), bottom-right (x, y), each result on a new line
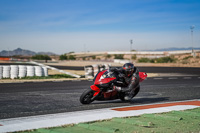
top-left (0, 99), bottom-right (199, 133)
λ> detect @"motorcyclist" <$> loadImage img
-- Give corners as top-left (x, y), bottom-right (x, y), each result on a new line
top-left (110, 63), bottom-right (140, 101)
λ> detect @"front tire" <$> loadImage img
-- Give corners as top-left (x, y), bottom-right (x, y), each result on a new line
top-left (80, 89), bottom-right (95, 104)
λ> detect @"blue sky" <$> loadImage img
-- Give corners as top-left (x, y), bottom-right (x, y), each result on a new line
top-left (0, 0), bottom-right (200, 54)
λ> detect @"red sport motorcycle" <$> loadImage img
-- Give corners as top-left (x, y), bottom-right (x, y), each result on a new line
top-left (80, 69), bottom-right (147, 104)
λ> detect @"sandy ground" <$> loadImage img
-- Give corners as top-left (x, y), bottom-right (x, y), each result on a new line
top-left (45, 60), bottom-right (200, 68)
top-left (45, 60), bottom-right (121, 67)
top-left (48, 69), bottom-right (85, 75)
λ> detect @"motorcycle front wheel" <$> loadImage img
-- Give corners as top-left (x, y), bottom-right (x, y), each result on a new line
top-left (80, 89), bottom-right (95, 104)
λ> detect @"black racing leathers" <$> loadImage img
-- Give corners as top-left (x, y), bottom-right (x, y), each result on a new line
top-left (110, 67), bottom-right (140, 92)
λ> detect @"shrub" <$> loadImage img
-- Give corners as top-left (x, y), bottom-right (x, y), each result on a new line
top-left (131, 55), bottom-right (137, 60)
top-left (81, 57), bottom-right (86, 60)
top-left (183, 56), bottom-right (193, 60)
top-left (59, 54), bottom-right (76, 60)
top-left (105, 54), bottom-right (112, 59)
top-left (114, 54), bottom-right (124, 59)
top-left (59, 54), bottom-right (68, 60)
top-left (68, 55), bottom-right (76, 60)
top-left (32, 55), bottom-right (51, 61)
top-left (137, 56), bottom-right (176, 63)
top-left (155, 56), bottom-right (176, 63)
top-left (92, 56), bottom-right (96, 60)
top-left (138, 58), bottom-right (151, 63)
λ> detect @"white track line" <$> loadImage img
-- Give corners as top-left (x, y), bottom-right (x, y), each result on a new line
top-left (153, 78), bottom-right (163, 80)
top-left (168, 77), bottom-right (178, 79)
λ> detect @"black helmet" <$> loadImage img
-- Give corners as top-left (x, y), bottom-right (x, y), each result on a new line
top-left (123, 63), bottom-right (134, 77)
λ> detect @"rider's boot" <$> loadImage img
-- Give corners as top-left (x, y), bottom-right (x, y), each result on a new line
top-left (124, 92), bottom-right (133, 101)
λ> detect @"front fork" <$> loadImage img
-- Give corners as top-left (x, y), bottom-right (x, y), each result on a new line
top-left (90, 85), bottom-right (103, 101)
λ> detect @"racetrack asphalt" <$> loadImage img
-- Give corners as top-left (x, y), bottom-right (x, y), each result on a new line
top-left (0, 69), bottom-right (200, 119)
top-left (0, 66), bottom-right (200, 132)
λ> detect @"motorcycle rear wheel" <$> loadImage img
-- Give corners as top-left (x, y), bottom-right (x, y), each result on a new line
top-left (80, 89), bottom-right (95, 104)
top-left (132, 85), bottom-right (140, 98)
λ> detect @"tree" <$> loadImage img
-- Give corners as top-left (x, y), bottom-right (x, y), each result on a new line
top-left (59, 54), bottom-right (68, 60)
top-left (131, 55), bottom-right (137, 60)
top-left (92, 55), bottom-right (96, 60)
top-left (31, 55), bottom-right (51, 63)
top-left (68, 55), bottom-right (76, 60)
top-left (105, 54), bottom-right (112, 59)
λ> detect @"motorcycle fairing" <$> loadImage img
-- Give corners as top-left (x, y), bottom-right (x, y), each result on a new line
top-left (139, 72), bottom-right (147, 82)
top-left (94, 70), bottom-right (116, 85)
top-left (90, 85), bottom-right (100, 96)
top-left (91, 70), bottom-right (116, 97)
top-left (103, 90), bottom-right (118, 99)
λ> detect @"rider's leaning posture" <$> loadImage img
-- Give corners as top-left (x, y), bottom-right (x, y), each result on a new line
top-left (110, 63), bottom-right (140, 101)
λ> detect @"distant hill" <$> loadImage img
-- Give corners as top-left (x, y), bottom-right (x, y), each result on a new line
top-left (153, 47), bottom-right (200, 51)
top-left (37, 52), bottom-right (57, 56)
top-left (0, 48), bottom-right (56, 56)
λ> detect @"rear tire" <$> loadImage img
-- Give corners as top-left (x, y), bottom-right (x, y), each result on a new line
top-left (119, 92), bottom-right (126, 101)
top-left (132, 85), bottom-right (140, 98)
top-left (80, 89), bottom-right (95, 104)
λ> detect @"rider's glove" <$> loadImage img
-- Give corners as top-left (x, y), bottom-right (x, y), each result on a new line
top-left (119, 73), bottom-right (125, 78)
